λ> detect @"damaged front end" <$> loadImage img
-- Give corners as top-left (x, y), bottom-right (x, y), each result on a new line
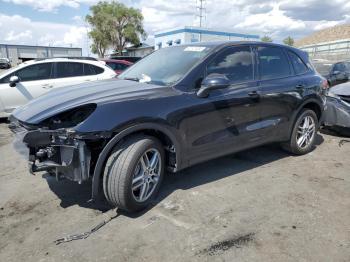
top-left (9, 104), bottom-right (104, 184)
top-left (10, 122), bottom-right (91, 183)
top-left (323, 83), bottom-right (350, 130)
top-left (323, 94), bottom-right (350, 128)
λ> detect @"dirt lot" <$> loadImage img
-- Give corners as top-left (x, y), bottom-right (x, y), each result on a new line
top-left (0, 121), bottom-right (349, 262)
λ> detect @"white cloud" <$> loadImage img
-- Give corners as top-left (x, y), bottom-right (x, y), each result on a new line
top-left (0, 13), bottom-right (89, 54)
top-left (137, 0), bottom-right (350, 42)
top-left (5, 29), bottom-right (32, 41)
top-left (72, 15), bottom-right (83, 23)
top-left (63, 26), bottom-right (86, 46)
top-left (235, 5), bottom-right (306, 37)
top-left (1, 0), bottom-right (350, 54)
top-left (2, 0), bottom-right (97, 12)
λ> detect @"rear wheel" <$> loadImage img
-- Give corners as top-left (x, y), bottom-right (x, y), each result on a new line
top-left (282, 109), bottom-right (318, 155)
top-left (103, 135), bottom-right (164, 212)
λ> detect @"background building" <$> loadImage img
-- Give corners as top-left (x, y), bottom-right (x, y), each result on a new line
top-left (296, 24), bottom-right (350, 61)
top-left (0, 44), bottom-right (82, 66)
top-left (154, 26), bottom-right (260, 50)
top-left (124, 43), bottom-right (154, 57)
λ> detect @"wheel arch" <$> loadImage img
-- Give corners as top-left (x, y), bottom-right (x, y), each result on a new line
top-left (91, 123), bottom-right (183, 199)
top-left (286, 98), bottom-right (323, 139)
top-left (301, 101), bottom-right (322, 120)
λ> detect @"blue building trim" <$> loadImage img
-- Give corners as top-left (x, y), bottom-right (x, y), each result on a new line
top-left (155, 28), bottom-right (259, 39)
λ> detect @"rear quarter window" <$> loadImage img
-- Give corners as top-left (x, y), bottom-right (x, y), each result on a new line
top-left (93, 65), bottom-right (104, 74)
top-left (288, 51), bottom-right (309, 75)
top-left (84, 64), bottom-right (104, 75)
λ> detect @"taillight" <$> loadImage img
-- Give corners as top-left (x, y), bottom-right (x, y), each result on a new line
top-left (321, 79), bottom-right (329, 90)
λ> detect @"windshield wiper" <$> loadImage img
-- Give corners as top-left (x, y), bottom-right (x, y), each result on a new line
top-left (123, 77), bottom-right (140, 82)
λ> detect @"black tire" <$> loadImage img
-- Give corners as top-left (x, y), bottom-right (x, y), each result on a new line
top-left (282, 109), bottom-right (318, 155)
top-left (103, 135), bottom-right (165, 212)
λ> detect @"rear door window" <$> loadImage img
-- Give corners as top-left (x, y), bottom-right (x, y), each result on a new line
top-left (56, 62), bottom-right (84, 78)
top-left (288, 51), bottom-right (309, 75)
top-left (14, 63), bottom-right (53, 82)
top-left (206, 46), bottom-right (254, 84)
top-left (258, 46), bottom-right (291, 80)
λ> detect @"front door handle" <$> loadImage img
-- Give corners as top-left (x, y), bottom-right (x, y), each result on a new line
top-left (248, 91), bottom-right (260, 99)
top-left (296, 84), bottom-right (305, 89)
top-left (42, 84), bottom-right (53, 89)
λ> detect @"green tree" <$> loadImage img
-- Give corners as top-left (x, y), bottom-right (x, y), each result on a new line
top-left (89, 30), bottom-right (110, 58)
top-left (261, 35), bottom-right (273, 42)
top-left (283, 36), bottom-right (294, 46)
top-left (86, 1), bottom-right (146, 57)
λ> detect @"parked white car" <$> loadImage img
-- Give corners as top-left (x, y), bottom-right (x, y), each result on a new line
top-left (0, 58), bottom-right (116, 117)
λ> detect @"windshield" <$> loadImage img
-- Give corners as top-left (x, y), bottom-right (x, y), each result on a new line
top-left (119, 45), bottom-right (212, 86)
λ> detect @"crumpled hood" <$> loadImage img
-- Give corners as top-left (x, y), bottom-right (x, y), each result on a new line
top-left (12, 78), bottom-right (168, 124)
top-left (329, 82), bottom-right (350, 96)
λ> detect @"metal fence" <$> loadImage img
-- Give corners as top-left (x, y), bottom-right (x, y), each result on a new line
top-left (300, 39), bottom-right (350, 62)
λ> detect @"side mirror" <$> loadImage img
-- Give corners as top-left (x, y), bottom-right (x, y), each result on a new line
top-left (9, 75), bottom-right (19, 87)
top-left (197, 74), bottom-right (230, 98)
top-left (333, 70), bottom-right (341, 75)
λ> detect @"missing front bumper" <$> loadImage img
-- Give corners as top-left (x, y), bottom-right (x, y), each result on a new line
top-left (11, 126), bottom-right (91, 184)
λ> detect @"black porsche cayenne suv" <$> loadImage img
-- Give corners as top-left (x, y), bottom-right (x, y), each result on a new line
top-left (10, 42), bottom-right (327, 212)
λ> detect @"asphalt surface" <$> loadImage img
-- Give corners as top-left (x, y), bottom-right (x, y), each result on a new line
top-left (0, 121), bottom-right (349, 262)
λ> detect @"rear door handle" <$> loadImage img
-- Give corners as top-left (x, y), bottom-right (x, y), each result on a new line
top-left (248, 91), bottom-right (260, 99)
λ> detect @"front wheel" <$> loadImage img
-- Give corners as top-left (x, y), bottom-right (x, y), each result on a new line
top-left (103, 135), bottom-right (165, 212)
top-left (282, 109), bottom-right (318, 155)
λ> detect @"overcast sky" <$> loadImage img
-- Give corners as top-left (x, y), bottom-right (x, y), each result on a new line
top-left (0, 0), bottom-right (350, 55)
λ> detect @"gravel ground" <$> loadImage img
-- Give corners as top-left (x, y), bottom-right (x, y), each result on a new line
top-left (0, 121), bottom-right (349, 262)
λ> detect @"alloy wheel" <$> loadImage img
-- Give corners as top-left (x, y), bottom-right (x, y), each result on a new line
top-left (131, 148), bottom-right (162, 202)
top-left (296, 115), bottom-right (315, 149)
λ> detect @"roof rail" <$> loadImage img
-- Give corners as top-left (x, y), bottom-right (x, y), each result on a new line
top-left (33, 57), bottom-right (98, 62)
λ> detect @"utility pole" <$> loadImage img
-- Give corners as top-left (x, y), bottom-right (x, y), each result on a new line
top-left (196, 0), bottom-right (206, 42)
top-left (197, 0), bottom-right (205, 28)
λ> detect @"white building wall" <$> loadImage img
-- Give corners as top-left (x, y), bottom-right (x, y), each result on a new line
top-left (0, 45), bottom-right (82, 66)
top-left (155, 27), bottom-right (259, 50)
top-left (155, 32), bottom-right (186, 50)
top-left (200, 34), bottom-right (228, 42)
top-left (8, 47), bottom-right (20, 65)
top-left (0, 46), bottom-right (6, 58)
top-left (184, 32), bottom-right (200, 43)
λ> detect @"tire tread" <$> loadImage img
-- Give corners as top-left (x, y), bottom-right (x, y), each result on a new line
top-left (102, 135), bottom-right (164, 212)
